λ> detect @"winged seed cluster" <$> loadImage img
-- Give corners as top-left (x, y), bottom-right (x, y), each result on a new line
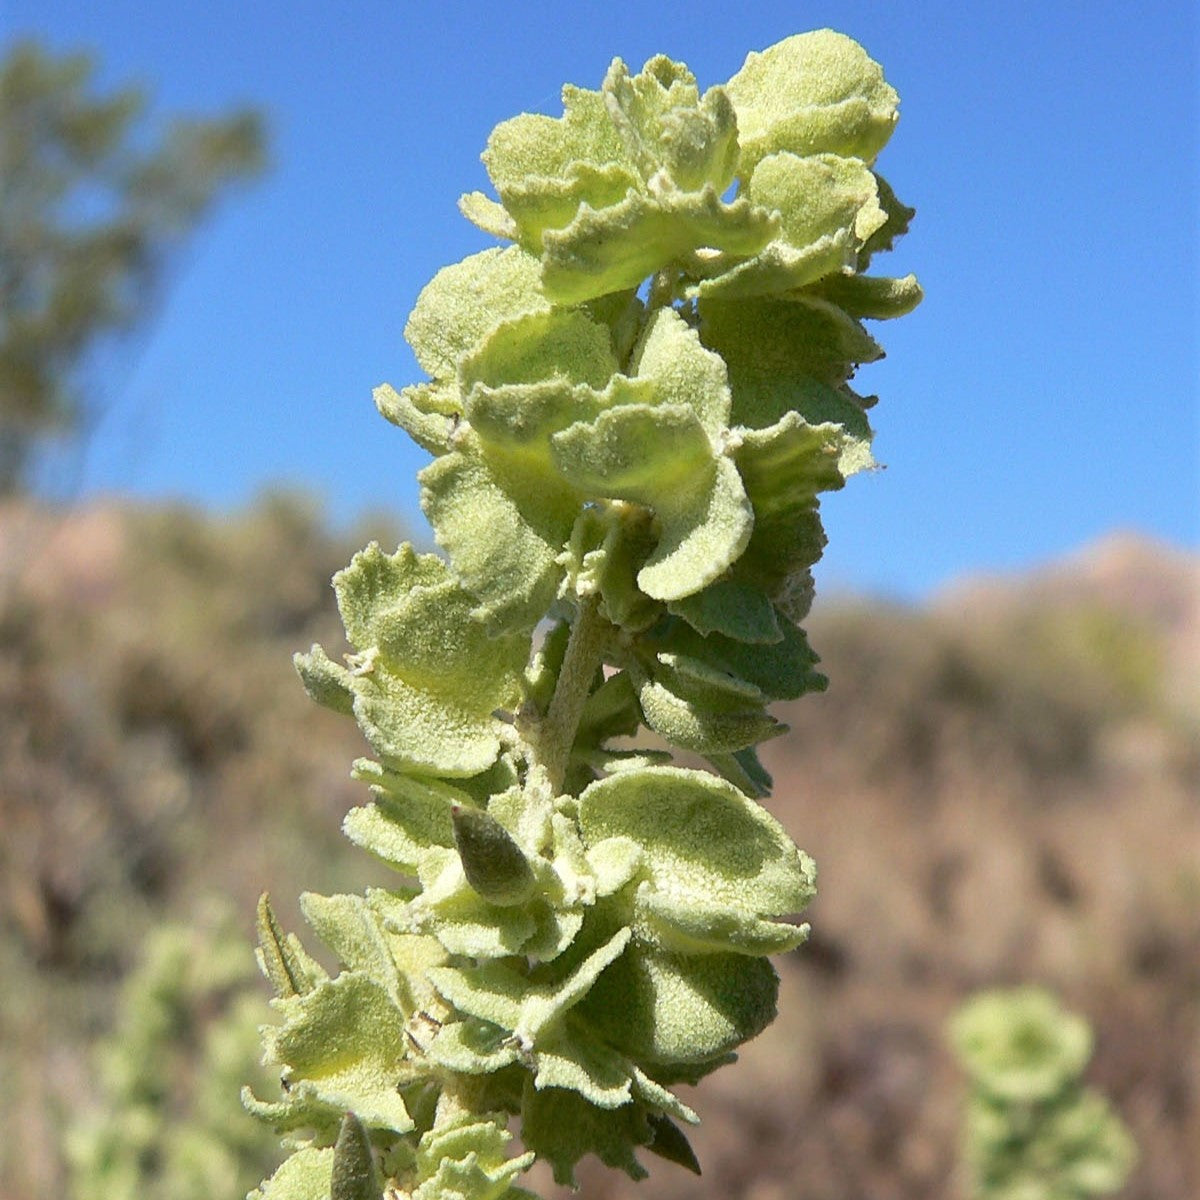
top-left (247, 30), bottom-right (919, 1199)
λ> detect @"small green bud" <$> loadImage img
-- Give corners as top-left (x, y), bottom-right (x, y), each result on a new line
top-left (645, 1112), bottom-right (701, 1176)
top-left (451, 804), bottom-right (537, 906)
top-left (255, 893), bottom-right (320, 998)
top-left (294, 645), bottom-right (356, 716)
top-left (332, 1111), bottom-right (383, 1200)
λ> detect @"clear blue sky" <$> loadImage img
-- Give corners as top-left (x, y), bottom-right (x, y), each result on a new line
top-left (5, 0), bottom-right (1198, 597)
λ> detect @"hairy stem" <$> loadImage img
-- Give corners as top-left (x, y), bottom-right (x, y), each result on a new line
top-left (533, 593), bottom-right (611, 795)
top-left (647, 267), bottom-right (678, 311)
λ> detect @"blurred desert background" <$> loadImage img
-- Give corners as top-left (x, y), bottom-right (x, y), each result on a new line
top-left (0, 496), bottom-right (1195, 1200)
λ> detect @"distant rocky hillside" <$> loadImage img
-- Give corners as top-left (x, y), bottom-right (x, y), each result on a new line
top-left (936, 532), bottom-right (1199, 719)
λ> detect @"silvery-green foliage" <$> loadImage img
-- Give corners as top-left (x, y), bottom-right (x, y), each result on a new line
top-left (250, 29), bottom-right (918, 1198)
top-left (949, 989), bottom-right (1137, 1200)
top-left (65, 912), bottom-right (281, 1200)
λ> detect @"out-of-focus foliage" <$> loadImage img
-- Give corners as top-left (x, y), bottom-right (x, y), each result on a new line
top-left (0, 40), bottom-right (265, 492)
top-left (949, 988), bottom-right (1137, 1199)
top-left (64, 907), bottom-right (283, 1200)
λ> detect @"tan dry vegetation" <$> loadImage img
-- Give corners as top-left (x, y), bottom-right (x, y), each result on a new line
top-left (0, 501), bottom-right (1195, 1200)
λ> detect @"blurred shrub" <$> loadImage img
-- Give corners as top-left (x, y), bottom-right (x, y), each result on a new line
top-left (949, 988), bottom-right (1136, 1199)
top-left (64, 906), bottom-right (282, 1200)
top-left (780, 594), bottom-right (1177, 796)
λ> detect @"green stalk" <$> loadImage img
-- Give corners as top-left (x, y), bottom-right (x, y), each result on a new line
top-left (532, 593), bottom-right (611, 795)
top-left (646, 267), bottom-right (678, 312)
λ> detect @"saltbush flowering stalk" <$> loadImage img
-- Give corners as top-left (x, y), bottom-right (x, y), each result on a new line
top-left (67, 912), bottom-right (280, 1200)
top-left (246, 30), bottom-right (920, 1198)
top-left (949, 989), bottom-right (1136, 1200)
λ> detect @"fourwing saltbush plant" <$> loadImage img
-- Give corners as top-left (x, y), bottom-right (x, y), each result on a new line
top-left (949, 989), bottom-right (1137, 1200)
top-left (66, 911), bottom-right (281, 1200)
top-left (246, 30), bottom-right (920, 1198)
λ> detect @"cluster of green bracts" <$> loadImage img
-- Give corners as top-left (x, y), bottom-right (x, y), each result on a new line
top-left (247, 30), bottom-right (919, 1198)
top-left (950, 990), bottom-right (1137, 1200)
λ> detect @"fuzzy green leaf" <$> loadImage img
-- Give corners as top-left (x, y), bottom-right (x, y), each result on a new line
top-left (540, 184), bottom-right (775, 306)
top-left (577, 945), bottom-right (780, 1065)
top-left (730, 411), bottom-right (847, 607)
top-left (650, 606), bottom-right (826, 702)
top-left (428, 927), bottom-right (631, 1047)
top-left (808, 269), bottom-right (923, 318)
top-left (412, 1114), bottom-right (535, 1200)
top-left (638, 455), bottom-right (753, 603)
top-left (635, 890), bottom-right (809, 956)
top-left (551, 399), bottom-right (709, 509)
top-left (242, 1084), bottom-right (344, 1143)
top-left (299, 893), bottom-right (402, 1004)
top-left (460, 308), bottom-right (618, 391)
top-left (552, 405), bottom-right (752, 601)
top-left (584, 836), bottom-right (644, 898)
top-left (294, 644), bottom-right (356, 717)
top-left (427, 1016), bottom-right (520, 1075)
top-left (521, 1084), bottom-right (652, 1186)
top-left (530, 1024), bottom-right (637, 1108)
top-left (250, 1147), bottom-right (334, 1200)
top-left (335, 544), bottom-right (524, 702)
top-left (578, 767), bottom-right (815, 923)
top-left (725, 29), bottom-right (900, 175)
top-left (632, 669), bottom-right (782, 755)
top-left (667, 579), bottom-right (783, 643)
top-left (629, 305), bottom-right (730, 439)
top-left (602, 56), bottom-right (738, 192)
top-left (269, 973), bottom-right (413, 1133)
top-left (657, 651), bottom-right (769, 709)
top-left (404, 246), bottom-right (548, 381)
top-left (373, 383), bottom-right (457, 456)
top-left (857, 172), bottom-right (916, 266)
top-left (482, 83), bottom-right (637, 251)
top-left (341, 760), bottom-right (463, 874)
top-left (700, 295), bottom-right (880, 447)
top-left (329, 543), bottom-right (527, 774)
top-left (420, 433), bottom-right (578, 632)
top-left (457, 189), bottom-right (519, 240)
top-left (692, 151), bottom-right (886, 299)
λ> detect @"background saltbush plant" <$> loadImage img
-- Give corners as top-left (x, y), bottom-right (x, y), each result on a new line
top-left (245, 29), bottom-right (921, 1199)
top-left (949, 988), bottom-right (1137, 1200)
top-left (64, 907), bottom-right (282, 1200)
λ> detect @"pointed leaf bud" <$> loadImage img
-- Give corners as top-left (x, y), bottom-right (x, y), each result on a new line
top-left (645, 1112), bottom-right (702, 1175)
top-left (332, 1111), bottom-right (383, 1200)
top-left (255, 893), bottom-right (323, 998)
top-left (294, 645), bottom-right (356, 716)
top-left (451, 804), bottom-right (537, 906)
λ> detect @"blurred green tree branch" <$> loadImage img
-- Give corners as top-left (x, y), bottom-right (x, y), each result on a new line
top-left (0, 40), bottom-right (266, 492)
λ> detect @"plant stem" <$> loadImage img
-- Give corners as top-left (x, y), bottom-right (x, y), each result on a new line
top-left (647, 268), bottom-right (677, 310)
top-left (534, 593), bottom-right (610, 795)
